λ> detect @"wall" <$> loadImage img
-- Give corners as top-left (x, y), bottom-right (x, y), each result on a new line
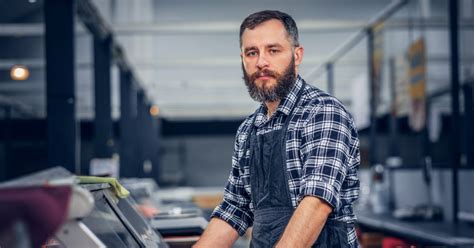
top-left (160, 135), bottom-right (235, 187)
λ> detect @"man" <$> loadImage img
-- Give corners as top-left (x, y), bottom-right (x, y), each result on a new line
top-left (195, 10), bottom-right (360, 248)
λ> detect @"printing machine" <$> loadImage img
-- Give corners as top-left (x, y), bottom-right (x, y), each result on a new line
top-left (120, 178), bottom-right (204, 219)
top-left (79, 183), bottom-right (169, 248)
top-left (120, 178), bottom-right (209, 247)
top-left (0, 167), bottom-right (169, 248)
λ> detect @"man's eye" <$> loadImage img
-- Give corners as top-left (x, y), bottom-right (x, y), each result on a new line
top-left (269, 49), bottom-right (279, 54)
top-left (247, 51), bottom-right (257, 57)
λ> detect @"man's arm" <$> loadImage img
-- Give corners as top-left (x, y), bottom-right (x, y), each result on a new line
top-left (194, 120), bottom-right (254, 247)
top-left (193, 217), bottom-right (240, 248)
top-left (276, 104), bottom-right (353, 247)
top-left (276, 196), bottom-right (332, 248)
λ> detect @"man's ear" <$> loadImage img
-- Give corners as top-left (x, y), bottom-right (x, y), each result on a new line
top-left (294, 46), bottom-right (304, 66)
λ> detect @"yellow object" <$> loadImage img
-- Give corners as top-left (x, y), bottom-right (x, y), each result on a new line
top-left (407, 38), bottom-right (426, 100)
top-left (78, 176), bottom-right (130, 199)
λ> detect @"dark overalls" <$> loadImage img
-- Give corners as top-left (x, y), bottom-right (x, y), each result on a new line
top-left (243, 83), bottom-right (349, 248)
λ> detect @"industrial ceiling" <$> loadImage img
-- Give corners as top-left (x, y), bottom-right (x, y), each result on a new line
top-left (1, 0), bottom-right (467, 122)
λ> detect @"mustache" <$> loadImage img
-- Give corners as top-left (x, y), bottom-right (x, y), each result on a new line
top-left (249, 69), bottom-right (279, 82)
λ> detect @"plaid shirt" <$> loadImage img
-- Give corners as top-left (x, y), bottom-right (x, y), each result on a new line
top-left (211, 75), bottom-right (360, 247)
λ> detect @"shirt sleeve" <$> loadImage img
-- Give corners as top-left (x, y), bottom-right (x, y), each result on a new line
top-left (211, 127), bottom-right (253, 236)
top-left (298, 104), bottom-right (354, 210)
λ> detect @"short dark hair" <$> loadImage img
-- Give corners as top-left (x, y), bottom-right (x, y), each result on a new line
top-left (239, 10), bottom-right (300, 48)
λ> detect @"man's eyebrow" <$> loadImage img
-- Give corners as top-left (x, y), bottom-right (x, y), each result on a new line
top-left (243, 46), bottom-right (257, 53)
top-left (267, 43), bottom-right (283, 49)
top-left (243, 43), bottom-right (283, 53)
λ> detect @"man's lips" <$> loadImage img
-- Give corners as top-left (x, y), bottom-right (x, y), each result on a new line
top-left (250, 70), bottom-right (277, 82)
top-left (256, 73), bottom-right (274, 79)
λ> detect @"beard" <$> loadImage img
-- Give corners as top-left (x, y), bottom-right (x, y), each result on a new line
top-left (242, 58), bottom-right (296, 102)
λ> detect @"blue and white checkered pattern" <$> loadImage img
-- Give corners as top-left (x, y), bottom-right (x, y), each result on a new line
top-left (212, 75), bottom-right (360, 247)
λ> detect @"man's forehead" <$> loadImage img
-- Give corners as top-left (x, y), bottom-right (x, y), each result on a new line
top-left (241, 19), bottom-right (291, 48)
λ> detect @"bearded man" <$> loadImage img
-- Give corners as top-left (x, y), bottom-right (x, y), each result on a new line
top-left (195, 10), bottom-right (360, 248)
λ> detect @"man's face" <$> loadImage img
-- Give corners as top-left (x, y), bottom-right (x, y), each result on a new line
top-left (240, 19), bottom-right (303, 102)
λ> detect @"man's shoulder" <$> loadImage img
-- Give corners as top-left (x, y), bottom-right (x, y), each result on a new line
top-left (300, 82), bottom-right (350, 115)
top-left (230, 113), bottom-right (255, 150)
top-left (237, 114), bottom-right (255, 133)
top-left (234, 111), bottom-right (257, 142)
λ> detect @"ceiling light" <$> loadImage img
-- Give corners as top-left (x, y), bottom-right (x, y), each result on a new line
top-left (10, 65), bottom-right (30, 81)
top-left (149, 105), bottom-right (159, 117)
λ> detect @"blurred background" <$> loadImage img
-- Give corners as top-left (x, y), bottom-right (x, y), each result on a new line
top-left (0, 0), bottom-right (473, 247)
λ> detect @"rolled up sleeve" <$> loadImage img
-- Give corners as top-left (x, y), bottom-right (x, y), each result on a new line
top-left (211, 197), bottom-right (253, 236)
top-left (298, 104), bottom-right (353, 211)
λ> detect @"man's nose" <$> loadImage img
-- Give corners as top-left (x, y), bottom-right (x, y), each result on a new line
top-left (256, 54), bottom-right (269, 70)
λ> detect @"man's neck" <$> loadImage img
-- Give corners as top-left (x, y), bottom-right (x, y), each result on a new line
top-left (265, 100), bottom-right (280, 118)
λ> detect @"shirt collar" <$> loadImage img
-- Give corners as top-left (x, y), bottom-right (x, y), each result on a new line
top-left (276, 75), bottom-right (304, 116)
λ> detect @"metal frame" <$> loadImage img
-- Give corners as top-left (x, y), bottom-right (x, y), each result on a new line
top-left (44, 0), bottom-right (78, 173)
top-left (304, 0), bottom-right (409, 81)
top-left (119, 70), bottom-right (137, 177)
top-left (449, 0), bottom-right (460, 223)
top-left (93, 35), bottom-right (113, 158)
